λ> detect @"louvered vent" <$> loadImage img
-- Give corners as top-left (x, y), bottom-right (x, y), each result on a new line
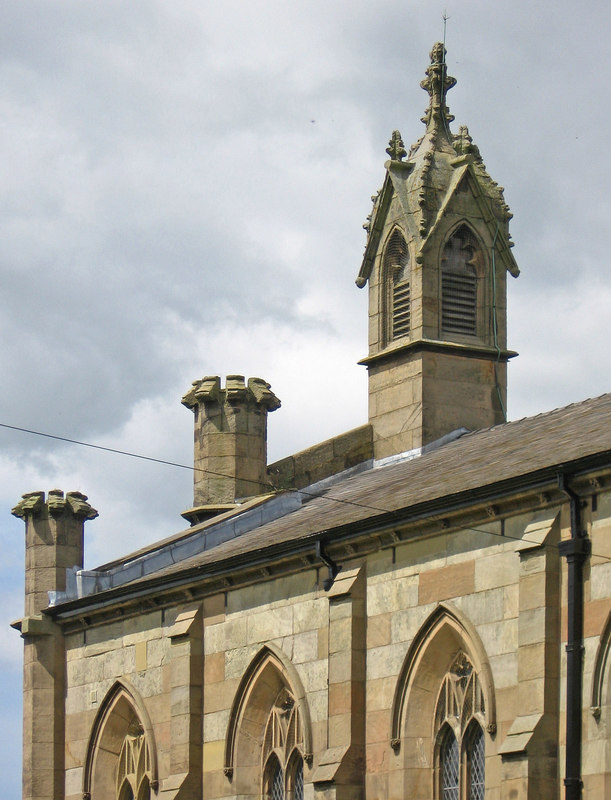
top-left (441, 226), bottom-right (480, 337)
top-left (384, 229), bottom-right (410, 341)
top-left (392, 282), bottom-right (411, 338)
top-left (442, 273), bottom-right (476, 334)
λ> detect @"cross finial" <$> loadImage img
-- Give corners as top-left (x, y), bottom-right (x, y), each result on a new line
top-left (420, 42), bottom-right (456, 137)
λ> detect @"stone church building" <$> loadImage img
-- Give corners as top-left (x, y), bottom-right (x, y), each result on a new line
top-left (12, 44), bottom-right (611, 800)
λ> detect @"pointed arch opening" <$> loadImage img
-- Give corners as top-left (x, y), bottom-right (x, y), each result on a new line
top-left (83, 679), bottom-right (158, 800)
top-left (391, 604), bottom-right (495, 800)
top-left (382, 227), bottom-right (411, 344)
top-left (440, 223), bottom-right (485, 339)
top-left (591, 609), bottom-right (611, 719)
top-left (224, 644), bottom-right (312, 800)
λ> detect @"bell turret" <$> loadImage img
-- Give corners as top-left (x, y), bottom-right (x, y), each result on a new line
top-left (357, 43), bottom-right (519, 460)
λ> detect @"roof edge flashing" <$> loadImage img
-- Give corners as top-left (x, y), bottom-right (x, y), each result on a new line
top-left (48, 490), bottom-right (303, 606)
top-left (374, 427), bottom-right (470, 469)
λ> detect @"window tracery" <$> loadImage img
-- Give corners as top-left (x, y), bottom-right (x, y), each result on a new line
top-left (83, 680), bottom-right (158, 800)
top-left (116, 724), bottom-right (152, 800)
top-left (262, 688), bottom-right (304, 800)
top-left (435, 653), bottom-right (486, 799)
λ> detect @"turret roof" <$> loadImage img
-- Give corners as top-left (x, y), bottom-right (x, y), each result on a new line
top-left (357, 43), bottom-right (518, 287)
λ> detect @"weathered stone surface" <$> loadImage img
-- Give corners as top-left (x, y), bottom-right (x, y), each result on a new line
top-left (14, 41), bottom-right (611, 800)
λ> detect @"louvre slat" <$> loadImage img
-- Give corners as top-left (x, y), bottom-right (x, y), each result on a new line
top-left (442, 273), bottom-right (476, 335)
top-left (392, 280), bottom-right (411, 338)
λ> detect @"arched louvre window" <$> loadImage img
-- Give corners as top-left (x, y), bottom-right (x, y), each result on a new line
top-left (383, 229), bottom-right (411, 341)
top-left (441, 225), bottom-right (482, 337)
top-left (116, 726), bottom-right (151, 800)
top-left (262, 689), bottom-right (304, 800)
top-left (435, 653), bottom-right (486, 799)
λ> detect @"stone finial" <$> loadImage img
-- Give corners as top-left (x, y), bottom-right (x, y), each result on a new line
top-left (420, 41), bottom-right (456, 136)
top-left (386, 130), bottom-right (406, 162)
top-left (453, 125), bottom-right (480, 159)
top-left (12, 490), bottom-right (98, 520)
top-left (453, 125), bottom-right (513, 222)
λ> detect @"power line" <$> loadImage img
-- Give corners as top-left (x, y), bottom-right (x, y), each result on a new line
top-left (2, 421), bottom-right (609, 562)
top-left (463, 524), bottom-right (611, 564)
top-left (0, 422), bottom-right (389, 514)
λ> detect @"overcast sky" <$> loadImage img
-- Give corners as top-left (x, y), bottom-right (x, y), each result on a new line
top-left (1, 1), bottom-right (610, 793)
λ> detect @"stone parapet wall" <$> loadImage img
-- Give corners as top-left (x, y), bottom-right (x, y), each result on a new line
top-left (267, 424), bottom-right (373, 491)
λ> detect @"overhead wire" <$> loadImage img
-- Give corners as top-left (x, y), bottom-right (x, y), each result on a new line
top-left (2, 420), bottom-right (610, 562)
top-left (0, 421), bottom-right (390, 514)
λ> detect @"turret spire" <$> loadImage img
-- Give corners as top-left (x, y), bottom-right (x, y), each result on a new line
top-left (420, 42), bottom-right (456, 140)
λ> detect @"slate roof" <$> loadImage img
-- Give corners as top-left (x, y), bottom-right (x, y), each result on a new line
top-left (80, 392), bottom-right (611, 597)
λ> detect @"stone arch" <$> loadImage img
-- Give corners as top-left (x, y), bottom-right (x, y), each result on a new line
top-left (380, 226), bottom-right (411, 345)
top-left (83, 679), bottom-right (158, 800)
top-left (224, 643), bottom-right (313, 797)
top-left (591, 609), bottom-right (611, 719)
top-left (390, 603), bottom-right (496, 797)
top-left (589, 609), bottom-right (611, 794)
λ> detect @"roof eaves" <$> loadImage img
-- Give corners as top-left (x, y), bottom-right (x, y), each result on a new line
top-left (47, 444), bottom-right (611, 623)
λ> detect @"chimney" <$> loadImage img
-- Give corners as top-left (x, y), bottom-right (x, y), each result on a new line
top-left (11, 489), bottom-right (98, 800)
top-left (181, 375), bottom-right (281, 524)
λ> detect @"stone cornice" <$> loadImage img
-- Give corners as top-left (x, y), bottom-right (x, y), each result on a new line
top-left (359, 337), bottom-right (518, 368)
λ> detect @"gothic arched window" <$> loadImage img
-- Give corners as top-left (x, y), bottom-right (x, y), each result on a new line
top-left (83, 681), bottom-right (158, 800)
top-left (435, 653), bottom-right (486, 800)
top-left (441, 225), bottom-right (483, 337)
top-left (262, 688), bottom-right (304, 800)
top-left (383, 229), bottom-right (411, 342)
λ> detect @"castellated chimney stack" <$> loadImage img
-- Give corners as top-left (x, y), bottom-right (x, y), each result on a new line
top-left (11, 489), bottom-right (97, 800)
top-left (12, 489), bottom-right (98, 617)
top-left (181, 375), bottom-right (281, 524)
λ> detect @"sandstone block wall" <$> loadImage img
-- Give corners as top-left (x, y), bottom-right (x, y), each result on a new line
top-left (61, 493), bottom-right (611, 800)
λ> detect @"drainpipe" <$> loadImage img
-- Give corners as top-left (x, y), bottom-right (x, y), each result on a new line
top-left (316, 540), bottom-right (341, 591)
top-left (557, 474), bottom-right (591, 800)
